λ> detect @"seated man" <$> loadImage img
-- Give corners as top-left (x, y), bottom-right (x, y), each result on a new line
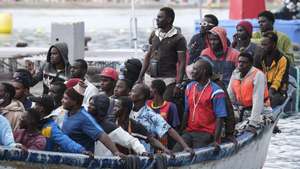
top-left (0, 82), bottom-right (25, 130)
top-left (70, 59), bottom-right (99, 107)
top-left (0, 114), bottom-right (21, 147)
top-left (201, 26), bottom-right (240, 87)
top-left (260, 32), bottom-right (289, 107)
top-left (14, 108), bottom-right (46, 150)
top-left (115, 96), bottom-right (174, 155)
top-left (88, 94), bottom-right (147, 156)
top-left (228, 52), bottom-right (271, 129)
top-left (99, 67), bottom-right (118, 97)
top-left (11, 69), bottom-right (34, 110)
top-left (147, 79), bottom-right (180, 129)
top-left (252, 10), bottom-right (294, 64)
top-left (129, 83), bottom-right (193, 154)
top-left (61, 83), bottom-right (124, 156)
top-left (30, 95), bottom-right (89, 154)
top-left (173, 59), bottom-right (228, 151)
top-left (147, 79), bottom-right (180, 147)
top-left (232, 21), bottom-right (264, 69)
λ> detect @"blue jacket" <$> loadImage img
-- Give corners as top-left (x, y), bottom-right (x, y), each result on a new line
top-left (0, 115), bottom-right (16, 147)
top-left (42, 119), bottom-right (85, 153)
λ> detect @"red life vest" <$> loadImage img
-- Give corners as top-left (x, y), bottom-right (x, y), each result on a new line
top-left (186, 82), bottom-right (217, 135)
top-left (230, 68), bottom-right (270, 108)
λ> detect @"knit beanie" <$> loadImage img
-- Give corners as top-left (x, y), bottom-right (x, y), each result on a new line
top-left (236, 21), bottom-right (253, 36)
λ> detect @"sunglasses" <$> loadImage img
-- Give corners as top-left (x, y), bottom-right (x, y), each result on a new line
top-left (200, 21), bottom-right (215, 27)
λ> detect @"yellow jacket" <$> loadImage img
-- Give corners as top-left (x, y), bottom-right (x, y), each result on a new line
top-left (262, 53), bottom-right (289, 91)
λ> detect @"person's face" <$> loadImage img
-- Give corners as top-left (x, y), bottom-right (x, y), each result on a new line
top-left (114, 80), bottom-right (129, 97)
top-left (238, 56), bottom-right (252, 74)
top-left (100, 76), bottom-right (114, 92)
top-left (191, 61), bottom-right (207, 81)
top-left (200, 17), bottom-right (215, 33)
top-left (50, 47), bottom-right (62, 65)
top-left (20, 111), bottom-right (37, 130)
top-left (49, 84), bottom-right (63, 104)
top-left (11, 81), bottom-right (27, 100)
top-left (236, 26), bottom-right (249, 40)
top-left (261, 37), bottom-right (275, 55)
top-left (208, 33), bottom-right (222, 51)
top-left (87, 99), bottom-right (96, 116)
top-left (113, 100), bottom-right (122, 117)
top-left (149, 85), bottom-right (156, 99)
top-left (258, 16), bottom-right (273, 32)
top-left (130, 84), bottom-right (144, 102)
top-left (61, 93), bottom-right (76, 111)
top-left (33, 103), bottom-right (46, 116)
top-left (71, 61), bottom-right (85, 78)
top-left (156, 10), bottom-right (170, 29)
top-left (0, 84), bottom-right (9, 106)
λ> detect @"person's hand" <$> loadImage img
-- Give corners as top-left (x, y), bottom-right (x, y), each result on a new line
top-left (212, 142), bottom-right (220, 154)
top-left (113, 151), bottom-right (126, 159)
top-left (269, 88), bottom-right (276, 97)
top-left (135, 77), bottom-right (143, 84)
top-left (82, 151), bottom-right (94, 158)
top-left (162, 148), bottom-right (175, 158)
top-left (173, 84), bottom-right (181, 97)
top-left (14, 143), bottom-right (27, 152)
top-left (141, 152), bottom-right (150, 157)
top-left (245, 125), bottom-right (257, 135)
top-left (184, 147), bottom-right (195, 156)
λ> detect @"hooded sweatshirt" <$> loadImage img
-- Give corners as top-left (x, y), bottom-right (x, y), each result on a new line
top-left (201, 26), bottom-right (240, 86)
top-left (91, 95), bottom-right (146, 156)
top-left (0, 99), bottom-right (25, 131)
top-left (33, 42), bottom-right (71, 94)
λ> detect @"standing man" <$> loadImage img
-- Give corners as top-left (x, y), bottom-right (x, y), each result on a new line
top-left (32, 42), bottom-right (71, 94)
top-left (70, 59), bottom-right (98, 107)
top-left (228, 52), bottom-right (271, 130)
top-left (173, 59), bottom-right (228, 151)
top-left (201, 26), bottom-right (240, 87)
top-left (188, 14), bottom-right (219, 64)
top-left (252, 10), bottom-right (294, 64)
top-left (137, 7), bottom-right (187, 101)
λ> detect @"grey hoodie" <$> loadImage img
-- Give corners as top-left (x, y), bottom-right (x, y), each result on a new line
top-left (33, 42), bottom-right (71, 94)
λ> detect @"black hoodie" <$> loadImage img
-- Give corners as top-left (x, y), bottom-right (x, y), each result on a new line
top-left (32, 42), bottom-right (71, 94)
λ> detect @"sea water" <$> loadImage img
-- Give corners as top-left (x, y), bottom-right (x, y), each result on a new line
top-left (0, 8), bottom-right (299, 169)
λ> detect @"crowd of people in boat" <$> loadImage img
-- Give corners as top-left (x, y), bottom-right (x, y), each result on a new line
top-left (0, 7), bottom-right (292, 158)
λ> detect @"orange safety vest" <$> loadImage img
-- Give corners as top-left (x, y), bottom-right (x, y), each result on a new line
top-left (231, 68), bottom-right (270, 108)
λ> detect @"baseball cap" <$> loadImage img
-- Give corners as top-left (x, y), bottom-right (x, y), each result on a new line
top-left (100, 67), bottom-right (118, 81)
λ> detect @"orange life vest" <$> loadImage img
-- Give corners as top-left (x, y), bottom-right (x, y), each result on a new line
top-left (231, 68), bottom-right (270, 108)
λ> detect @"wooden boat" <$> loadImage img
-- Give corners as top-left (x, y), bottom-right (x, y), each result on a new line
top-left (0, 82), bottom-right (295, 169)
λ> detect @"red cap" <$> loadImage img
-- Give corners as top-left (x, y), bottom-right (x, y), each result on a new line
top-left (100, 67), bottom-right (118, 81)
top-left (65, 78), bottom-right (81, 89)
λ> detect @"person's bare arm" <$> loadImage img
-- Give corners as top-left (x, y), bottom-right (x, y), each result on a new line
top-left (136, 50), bottom-right (151, 83)
top-left (98, 133), bottom-right (124, 157)
top-left (148, 136), bottom-right (174, 157)
top-left (214, 118), bottom-right (224, 143)
top-left (167, 128), bottom-right (194, 154)
top-left (177, 51), bottom-right (186, 83)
